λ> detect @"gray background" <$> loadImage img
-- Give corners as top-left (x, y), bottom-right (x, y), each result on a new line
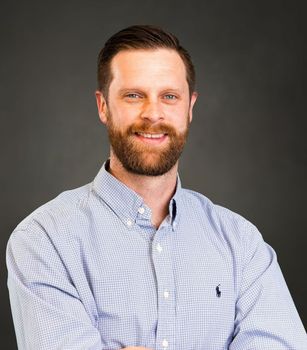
top-left (1, 0), bottom-right (306, 348)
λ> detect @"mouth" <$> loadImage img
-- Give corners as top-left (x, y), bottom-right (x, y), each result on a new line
top-left (134, 132), bottom-right (168, 144)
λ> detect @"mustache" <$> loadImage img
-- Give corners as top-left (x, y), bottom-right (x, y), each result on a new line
top-left (128, 122), bottom-right (177, 135)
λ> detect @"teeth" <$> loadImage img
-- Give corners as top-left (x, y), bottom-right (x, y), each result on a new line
top-left (137, 132), bottom-right (165, 139)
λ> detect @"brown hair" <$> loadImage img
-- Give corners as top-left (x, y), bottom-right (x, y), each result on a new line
top-left (97, 25), bottom-right (196, 99)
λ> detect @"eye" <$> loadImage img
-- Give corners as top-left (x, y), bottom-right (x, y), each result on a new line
top-left (126, 93), bottom-right (141, 99)
top-left (164, 94), bottom-right (177, 100)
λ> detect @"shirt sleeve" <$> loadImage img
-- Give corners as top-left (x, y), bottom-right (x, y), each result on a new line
top-left (229, 222), bottom-right (307, 349)
top-left (6, 220), bottom-right (103, 350)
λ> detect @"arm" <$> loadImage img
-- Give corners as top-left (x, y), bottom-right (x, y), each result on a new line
top-left (6, 221), bottom-right (103, 350)
top-left (229, 223), bottom-right (307, 349)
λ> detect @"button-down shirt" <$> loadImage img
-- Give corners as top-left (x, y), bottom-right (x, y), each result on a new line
top-left (7, 161), bottom-right (307, 349)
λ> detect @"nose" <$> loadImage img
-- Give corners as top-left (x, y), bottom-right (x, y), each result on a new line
top-left (140, 98), bottom-right (164, 123)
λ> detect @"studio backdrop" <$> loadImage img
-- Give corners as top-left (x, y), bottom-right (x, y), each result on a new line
top-left (1, 0), bottom-right (306, 348)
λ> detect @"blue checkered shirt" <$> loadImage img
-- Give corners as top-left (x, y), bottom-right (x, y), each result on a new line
top-left (7, 161), bottom-right (307, 349)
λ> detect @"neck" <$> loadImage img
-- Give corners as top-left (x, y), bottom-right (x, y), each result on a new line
top-left (107, 154), bottom-right (178, 228)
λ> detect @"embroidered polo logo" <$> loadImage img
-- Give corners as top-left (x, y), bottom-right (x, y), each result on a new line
top-left (216, 284), bottom-right (221, 298)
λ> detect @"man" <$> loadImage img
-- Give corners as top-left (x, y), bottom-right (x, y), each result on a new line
top-left (6, 25), bottom-right (307, 349)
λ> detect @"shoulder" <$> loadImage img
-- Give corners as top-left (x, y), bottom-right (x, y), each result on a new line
top-left (6, 183), bottom-right (96, 292)
top-left (180, 188), bottom-right (264, 248)
top-left (9, 182), bottom-right (93, 244)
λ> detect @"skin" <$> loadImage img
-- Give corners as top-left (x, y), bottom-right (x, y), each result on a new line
top-left (95, 48), bottom-right (197, 229)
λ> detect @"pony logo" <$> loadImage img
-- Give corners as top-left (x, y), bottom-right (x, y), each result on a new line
top-left (216, 284), bottom-right (221, 298)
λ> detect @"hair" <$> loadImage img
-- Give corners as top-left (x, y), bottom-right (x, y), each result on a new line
top-left (97, 25), bottom-right (196, 99)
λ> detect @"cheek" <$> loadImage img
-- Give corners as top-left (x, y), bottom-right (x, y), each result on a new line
top-left (165, 100), bottom-right (189, 116)
top-left (168, 107), bottom-right (190, 127)
top-left (113, 103), bottom-right (141, 123)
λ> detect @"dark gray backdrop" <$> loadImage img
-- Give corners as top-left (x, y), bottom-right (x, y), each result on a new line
top-left (1, 0), bottom-right (306, 348)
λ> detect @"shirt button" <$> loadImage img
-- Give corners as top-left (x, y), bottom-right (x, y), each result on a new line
top-left (138, 207), bottom-right (145, 214)
top-left (156, 243), bottom-right (163, 253)
top-left (162, 339), bottom-right (169, 348)
top-left (127, 219), bottom-right (133, 227)
top-left (164, 290), bottom-right (170, 299)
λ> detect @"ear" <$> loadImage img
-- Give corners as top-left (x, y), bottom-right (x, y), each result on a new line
top-left (188, 91), bottom-right (198, 123)
top-left (95, 90), bottom-right (108, 124)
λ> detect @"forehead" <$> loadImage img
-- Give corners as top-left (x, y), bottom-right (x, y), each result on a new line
top-left (109, 49), bottom-right (188, 91)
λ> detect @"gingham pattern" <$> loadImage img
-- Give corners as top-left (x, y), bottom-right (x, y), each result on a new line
top-left (7, 161), bottom-right (307, 349)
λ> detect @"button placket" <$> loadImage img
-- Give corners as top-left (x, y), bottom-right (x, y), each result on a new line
top-left (152, 229), bottom-right (176, 350)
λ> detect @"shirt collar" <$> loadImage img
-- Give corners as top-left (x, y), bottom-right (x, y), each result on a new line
top-left (92, 160), bottom-right (182, 230)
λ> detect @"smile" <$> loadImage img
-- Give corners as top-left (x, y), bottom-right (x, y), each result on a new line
top-left (136, 132), bottom-right (166, 139)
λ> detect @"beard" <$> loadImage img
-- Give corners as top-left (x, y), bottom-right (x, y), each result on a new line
top-left (106, 111), bottom-right (190, 176)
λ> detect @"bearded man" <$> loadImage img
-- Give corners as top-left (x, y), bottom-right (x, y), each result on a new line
top-left (6, 25), bottom-right (307, 350)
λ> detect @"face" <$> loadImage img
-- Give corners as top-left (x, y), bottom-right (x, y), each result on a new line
top-left (96, 48), bottom-right (197, 176)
